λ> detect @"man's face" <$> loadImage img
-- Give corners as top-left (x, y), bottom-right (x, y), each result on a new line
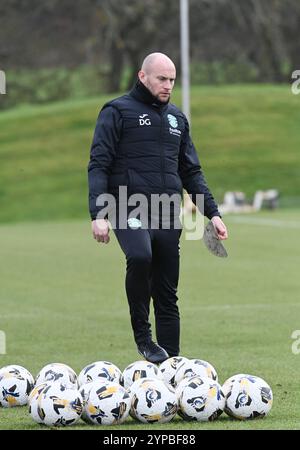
top-left (139, 64), bottom-right (176, 103)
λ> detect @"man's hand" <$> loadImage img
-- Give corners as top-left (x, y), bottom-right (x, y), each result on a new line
top-left (91, 219), bottom-right (110, 244)
top-left (211, 216), bottom-right (228, 240)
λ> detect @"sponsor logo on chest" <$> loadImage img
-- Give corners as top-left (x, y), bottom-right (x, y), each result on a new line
top-left (167, 114), bottom-right (181, 137)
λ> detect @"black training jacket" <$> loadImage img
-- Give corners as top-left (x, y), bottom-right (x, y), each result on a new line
top-left (88, 80), bottom-right (220, 221)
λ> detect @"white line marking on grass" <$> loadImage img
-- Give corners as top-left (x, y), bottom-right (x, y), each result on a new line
top-left (190, 303), bottom-right (300, 311)
top-left (0, 313), bottom-right (39, 319)
top-left (226, 216), bottom-right (300, 229)
top-left (0, 311), bottom-right (68, 319)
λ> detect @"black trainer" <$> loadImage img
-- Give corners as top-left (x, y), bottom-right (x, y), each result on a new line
top-left (137, 340), bottom-right (169, 364)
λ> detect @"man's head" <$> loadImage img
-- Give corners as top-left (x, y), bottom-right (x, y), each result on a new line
top-left (138, 52), bottom-right (176, 103)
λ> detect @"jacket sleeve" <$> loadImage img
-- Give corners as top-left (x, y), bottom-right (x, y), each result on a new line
top-left (88, 105), bottom-right (122, 220)
top-left (178, 115), bottom-right (221, 219)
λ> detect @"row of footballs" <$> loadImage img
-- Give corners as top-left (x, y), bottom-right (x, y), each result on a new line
top-left (0, 356), bottom-right (218, 405)
top-left (0, 357), bottom-right (273, 426)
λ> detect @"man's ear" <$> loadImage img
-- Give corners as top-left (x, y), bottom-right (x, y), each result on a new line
top-left (138, 70), bottom-right (145, 83)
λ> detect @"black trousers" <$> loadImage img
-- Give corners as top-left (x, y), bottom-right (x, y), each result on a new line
top-left (114, 227), bottom-right (181, 357)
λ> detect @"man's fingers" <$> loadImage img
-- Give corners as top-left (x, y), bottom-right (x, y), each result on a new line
top-left (211, 217), bottom-right (228, 240)
top-left (217, 229), bottom-right (228, 240)
top-left (103, 234), bottom-right (110, 244)
top-left (217, 227), bottom-right (228, 240)
top-left (100, 235), bottom-right (106, 243)
top-left (93, 232), bottom-right (110, 243)
top-left (91, 219), bottom-right (110, 244)
top-left (93, 232), bottom-right (104, 243)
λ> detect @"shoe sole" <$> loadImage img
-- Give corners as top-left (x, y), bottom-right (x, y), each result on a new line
top-left (137, 350), bottom-right (168, 364)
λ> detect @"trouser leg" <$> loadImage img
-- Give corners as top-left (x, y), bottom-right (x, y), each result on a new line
top-left (151, 228), bottom-right (181, 356)
top-left (114, 228), bottom-right (152, 346)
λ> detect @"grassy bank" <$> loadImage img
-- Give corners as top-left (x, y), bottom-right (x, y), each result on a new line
top-left (0, 84), bottom-right (299, 223)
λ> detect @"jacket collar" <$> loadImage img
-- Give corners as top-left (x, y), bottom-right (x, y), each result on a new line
top-left (129, 79), bottom-right (169, 110)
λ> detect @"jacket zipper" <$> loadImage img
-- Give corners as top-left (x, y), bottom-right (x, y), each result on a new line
top-left (158, 109), bottom-right (166, 190)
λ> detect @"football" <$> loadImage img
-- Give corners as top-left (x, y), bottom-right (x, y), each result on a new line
top-left (83, 380), bottom-right (131, 425)
top-left (221, 373), bottom-right (248, 397)
top-left (175, 375), bottom-right (202, 401)
top-left (223, 374), bottom-right (273, 420)
top-left (30, 382), bottom-right (83, 426)
top-left (159, 356), bottom-right (189, 386)
top-left (0, 365), bottom-right (34, 407)
top-left (28, 382), bottom-right (50, 424)
top-left (0, 364), bottom-right (34, 385)
top-left (35, 363), bottom-right (78, 388)
top-left (122, 360), bottom-right (163, 390)
top-left (178, 376), bottom-right (225, 421)
top-left (78, 381), bottom-right (95, 422)
top-left (174, 358), bottom-right (218, 386)
top-left (130, 377), bottom-right (178, 423)
top-left (78, 361), bottom-right (122, 386)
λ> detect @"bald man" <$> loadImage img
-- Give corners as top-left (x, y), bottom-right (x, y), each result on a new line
top-left (88, 52), bottom-right (227, 363)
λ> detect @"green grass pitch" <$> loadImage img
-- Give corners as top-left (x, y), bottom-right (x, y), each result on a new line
top-left (0, 209), bottom-right (299, 430)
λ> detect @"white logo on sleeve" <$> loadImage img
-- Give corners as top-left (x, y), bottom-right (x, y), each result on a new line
top-left (139, 114), bottom-right (151, 126)
top-left (127, 218), bottom-right (142, 229)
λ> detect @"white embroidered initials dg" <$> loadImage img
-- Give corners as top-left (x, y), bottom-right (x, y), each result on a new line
top-left (139, 114), bottom-right (151, 126)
